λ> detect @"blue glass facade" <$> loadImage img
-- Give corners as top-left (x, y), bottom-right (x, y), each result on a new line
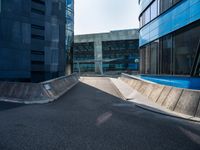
top-left (139, 0), bottom-right (200, 76)
top-left (0, 0), bottom-right (74, 82)
top-left (140, 0), bottom-right (200, 46)
top-left (66, 0), bottom-right (74, 74)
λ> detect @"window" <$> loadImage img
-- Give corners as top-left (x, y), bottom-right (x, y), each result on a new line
top-left (160, 35), bottom-right (173, 74)
top-left (144, 7), bottom-right (150, 25)
top-left (150, 0), bottom-right (158, 20)
top-left (31, 8), bottom-right (45, 15)
top-left (150, 40), bottom-right (159, 74)
top-left (31, 24), bottom-right (45, 30)
top-left (145, 45), bottom-right (151, 74)
top-left (197, 57), bottom-right (200, 76)
top-left (157, 0), bottom-right (160, 15)
top-left (140, 0), bottom-right (182, 28)
top-left (160, 0), bottom-right (173, 14)
top-left (140, 47), bottom-right (146, 74)
top-left (139, 16), bottom-right (143, 27)
top-left (173, 24), bottom-right (200, 75)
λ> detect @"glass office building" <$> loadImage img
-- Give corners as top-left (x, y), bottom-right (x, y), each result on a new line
top-left (102, 40), bottom-right (139, 72)
top-left (139, 0), bottom-right (200, 76)
top-left (74, 29), bottom-right (139, 74)
top-left (73, 42), bottom-right (95, 72)
top-left (0, 0), bottom-right (74, 82)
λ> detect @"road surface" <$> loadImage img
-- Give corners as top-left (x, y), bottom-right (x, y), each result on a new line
top-left (0, 77), bottom-right (199, 150)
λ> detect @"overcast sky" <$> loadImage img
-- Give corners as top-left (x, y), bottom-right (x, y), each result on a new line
top-left (74, 0), bottom-right (140, 35)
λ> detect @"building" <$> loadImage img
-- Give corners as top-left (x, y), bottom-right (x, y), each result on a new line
top-left (0, 0), bottom-right (74, 82)
top-left (66, 0), bottom-right (74, 75)
top-left (139, 0), bottom-right (200, 76)
top-left (73, 29), bottom-right (139, 74)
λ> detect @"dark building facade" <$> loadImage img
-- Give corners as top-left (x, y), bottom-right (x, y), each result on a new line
top-left (66, 0), bottom-right (74, 75)
top-left (74, 29), bottom-right (139, 74)
top-left (139, 0), bottom-right (200, 76)
top-left (0, 0), bottom-right (74, 82)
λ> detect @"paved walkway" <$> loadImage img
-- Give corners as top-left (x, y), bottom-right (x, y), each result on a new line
top-left (0, 77), bottom-right (199, 150)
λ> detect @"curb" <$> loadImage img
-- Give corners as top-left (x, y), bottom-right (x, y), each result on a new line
top-left (134, 102), bottom-right (200, 123)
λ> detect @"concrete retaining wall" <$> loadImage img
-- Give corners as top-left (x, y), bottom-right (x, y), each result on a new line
top-left (42, 74), bottom-right (79, 99)
top-left (0, 73), bottom-right (79, 104)
top-left (120, 74), bottom-right (200, 118)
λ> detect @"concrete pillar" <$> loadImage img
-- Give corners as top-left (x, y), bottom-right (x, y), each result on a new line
top-left (94, 40), bottom-right (103, 74)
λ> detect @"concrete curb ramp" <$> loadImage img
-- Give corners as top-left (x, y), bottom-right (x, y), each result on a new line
top-left (120, 74), bottom-right (200, 118)
top-left (0, 73), bottom-right (79, 104)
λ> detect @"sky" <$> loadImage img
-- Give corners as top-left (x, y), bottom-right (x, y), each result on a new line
top-left (74, 0), bottom-right (140, 35)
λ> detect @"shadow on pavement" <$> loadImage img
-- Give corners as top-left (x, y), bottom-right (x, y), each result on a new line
top-left (0, 101), bottom-right (25, 111)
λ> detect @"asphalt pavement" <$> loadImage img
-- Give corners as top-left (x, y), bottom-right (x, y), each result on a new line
top-left (0, 77), bottom-right (199, 150)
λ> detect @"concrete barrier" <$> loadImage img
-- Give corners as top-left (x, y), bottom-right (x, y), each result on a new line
top-left (135, 81), bottom-right (143, 91)
top-left (0, 82), bottom-right (49, 103)
top-left (0, 73), bottom-right (79, 104)
top-left (130, 80), bottom-right (138, 89)
top-left (174, 90), bottom-right (200, 116)
top-left (162, 88), bottom-right (183, 111)
top-left (156, 86), bottom-right (172, 105)
top-left (138, 82), bottom-right (149, 94)
top-left (42, 74), bottom-right (79, 99)
top-left (119, 73), bottom-right (200, 118)
top-left (195, 101), bottom-right (200, 117)
top-left (148, 84), bottom-right (164, 102)
top-left (143, 83), bottom-right (155, 97)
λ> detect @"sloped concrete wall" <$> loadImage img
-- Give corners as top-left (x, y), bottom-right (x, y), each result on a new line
top-left (0, 73), bottom-right (79, 104)
top-left (120, 74), bottom-right (200, 118)
top-left (0, 82), bottom-right (49, 103)
top-left (42, 74), bottom-right (79, 99)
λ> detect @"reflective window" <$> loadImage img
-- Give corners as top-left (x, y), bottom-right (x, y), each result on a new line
top-left (139, 16), bottom-right (143, 27)
top-left (173, 24), bottom-right (200, 75)
top-left (197, 57), bottom-right (200, 76)
top-left (150, 0), bottom-right (158, 20)
top-left (139, 0), bottom-right (182, 28)
top-left (144, 7), bottom-right (150, 25)
top-left (73, 42), bottom-right (95, 72)
top-left (145, 45), bottom-right (151, 74)
top-left (150, 40), bottom-right (159, 74)
top-left (102, 40), bottom-right (139, 71)
top-left (160, 0), bottom-right (173, 14)
top-left (160, 35), bottom-right (172, 74)
top-left (139, 15), bottom-right (200, 76)
top-left (140, 47), bottom-right (146, 74)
